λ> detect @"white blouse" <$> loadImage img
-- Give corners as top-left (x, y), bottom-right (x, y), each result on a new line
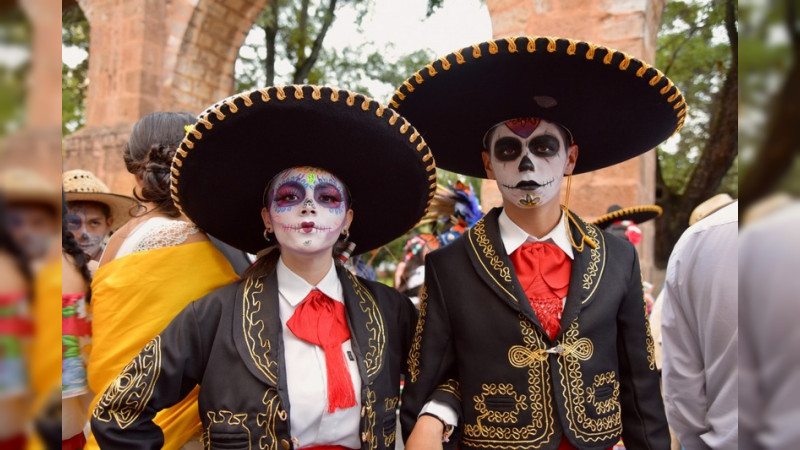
top-left (277, 258), bottom-right (362, 449)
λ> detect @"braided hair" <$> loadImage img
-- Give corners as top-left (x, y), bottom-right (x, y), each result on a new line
top-left (123, 112), bottom-right (195, 218)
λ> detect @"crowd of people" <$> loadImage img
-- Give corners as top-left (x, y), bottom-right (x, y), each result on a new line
top-left (0, 34), bottom-right (782, 450)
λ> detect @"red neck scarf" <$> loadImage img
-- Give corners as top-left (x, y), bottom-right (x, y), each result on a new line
top-left (286, 289), bottom-right (357, 413)
top-left (509, 242), bottom-right (571, 340)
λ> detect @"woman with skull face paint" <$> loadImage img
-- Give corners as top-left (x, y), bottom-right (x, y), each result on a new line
top-left (91, 85), bottom-right (436, 450)
top-left (390, 37), bottom-right (686, 450)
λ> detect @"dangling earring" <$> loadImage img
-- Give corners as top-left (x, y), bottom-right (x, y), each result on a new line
top-left (341, 228), bottom-right (350, 243)
top-left (264, 227), bottom-right (272, 243)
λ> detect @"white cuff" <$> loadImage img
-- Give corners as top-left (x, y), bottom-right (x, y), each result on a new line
top-left (419, 399), bottom-right (458, 427)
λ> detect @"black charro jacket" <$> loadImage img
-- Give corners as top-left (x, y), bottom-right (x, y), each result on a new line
top-left (91, 266), bottom-right (416, 450)
top-left (400, 208), bottom-right (669, 449)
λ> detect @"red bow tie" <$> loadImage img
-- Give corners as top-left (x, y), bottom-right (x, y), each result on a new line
top-left (287, 289), bottom-right (357, 413)
top-left (509, 242), bottom-right (571, 340)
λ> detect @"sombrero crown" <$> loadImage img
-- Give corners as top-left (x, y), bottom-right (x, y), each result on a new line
top-left (172, 85), bottom-right (437, 255)
top-left (390, 36), bottom-right (687, 177)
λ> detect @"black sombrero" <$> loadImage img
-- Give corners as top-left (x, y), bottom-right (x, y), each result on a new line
top-left (171, 85), bottom-right (437, 255)
top-left (592, 204), bottom-right (663, 229)
top-left (390, 36), bottom-right (687, 177)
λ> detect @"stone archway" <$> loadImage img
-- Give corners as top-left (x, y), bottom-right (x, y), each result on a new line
top-left (63, 0), bottom-right (268, 195)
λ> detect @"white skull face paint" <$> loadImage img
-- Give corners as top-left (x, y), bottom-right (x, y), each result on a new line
top-left (66, 202), bottom-right (112, 259)
top-left (486, 118), bottom-right (571, 209)
top-left (266, 167), bottom-right (350, 256)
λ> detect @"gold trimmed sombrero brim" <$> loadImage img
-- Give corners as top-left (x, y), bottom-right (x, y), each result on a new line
top-left (172, 85), bottom-right (437, 255)
top-left (64, 192), bottom-right (138, 231)
top-left (390, 36), bottom-right (687, 177)
top-left (592, 205), bottom-right (662, 228)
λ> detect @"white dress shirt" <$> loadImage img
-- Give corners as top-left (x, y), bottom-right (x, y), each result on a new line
top-left (661, 202), bottom-right (738, 450)
top-left (277, 258), bottom-right (362, 449)
top-left (420, 209), bottom-right (574, 427)
top-left (739, 202), bottom-right (800, 449)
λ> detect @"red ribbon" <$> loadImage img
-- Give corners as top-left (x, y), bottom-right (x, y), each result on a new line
top-left (287, 289), bottom-right (356, 413)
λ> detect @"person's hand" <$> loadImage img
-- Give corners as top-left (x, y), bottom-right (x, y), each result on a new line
top-left (405, 414), bottom-right (445, 450)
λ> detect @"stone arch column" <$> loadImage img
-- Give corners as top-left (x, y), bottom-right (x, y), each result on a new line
top-left (482, 0), bottom-right (666, 282)
top-left (63, 0), bottom-right (268, 195)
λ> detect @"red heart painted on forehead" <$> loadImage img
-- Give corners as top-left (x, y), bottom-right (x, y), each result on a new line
top-left (505, 118), bottom-right (541, 138)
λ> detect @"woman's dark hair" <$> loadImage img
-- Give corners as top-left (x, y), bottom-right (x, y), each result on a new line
top-left (0, 193), bottom-right (32, 288)
top-left (123, 111), bottom-right (195, 218)
top-left (61, 191), bottom-right (92, 303)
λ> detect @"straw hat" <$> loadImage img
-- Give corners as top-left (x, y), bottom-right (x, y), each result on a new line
top-left (0, 168), bottom-right (60, 212)
top-left (62, 170), bottom-right (138, 231)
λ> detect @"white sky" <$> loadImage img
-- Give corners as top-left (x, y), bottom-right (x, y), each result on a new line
top-left (62, 0), bottom-right (492, 75)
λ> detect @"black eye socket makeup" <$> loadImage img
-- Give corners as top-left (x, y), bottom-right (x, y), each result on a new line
top-left (528, 135), bottom-right (561, 157)
top-left (492, 137), bottom-right (523, 162)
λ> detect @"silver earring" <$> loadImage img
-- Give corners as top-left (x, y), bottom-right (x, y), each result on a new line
top-left (264, 228), bottom-right (271, 242)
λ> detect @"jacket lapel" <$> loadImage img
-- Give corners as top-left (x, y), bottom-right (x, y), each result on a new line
top-left (233, 274), bottom-right (285, 392)
top-left (557, 211), bottom-right (606, 339)
top-left (339, 267), bottom-right (386, 385)
top-left (465, 208), bottom-right (545, 333)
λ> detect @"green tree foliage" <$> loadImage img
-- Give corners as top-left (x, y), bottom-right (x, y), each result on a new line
top-left (654, 0), bottom-right (738, 267)
top-left (0, 6), bottom-right (30, 139)
top-left (738, 0), bottom-right (800, 204)
top-left (62, 6), bottom-right (89, 136)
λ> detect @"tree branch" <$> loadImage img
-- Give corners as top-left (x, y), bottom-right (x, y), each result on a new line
top-left (293, 0), bottom-right (337, 83)
top-left (660, 24), bottom-right (700, 76)
top-left (263, 3), bottom-right (279, 86)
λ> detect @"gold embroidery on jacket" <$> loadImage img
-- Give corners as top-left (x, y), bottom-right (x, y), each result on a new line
top-left (347, 272), bottom-right (385, 378)
top-left (93, 336), bottom-right (162, 429)
top-left (642, 274), bottom-right (657, 370)
top-left (462, 318), bottom-right (554, 448)
top-left (407, 285), bottom-right (427, 382)
top-left (586, 372), bottom-right (620, 415)
top-left (362, 389), bottom-right (378, 450)
top-left (204, 411), bottom-right (251, 450)
top-left (436, 378), bottom-right (462, 402)
top-left (558, 322), bottom-right (622, 442)
top-left (243, 277), bottom-right (278, 384)
top-left (581, 223), bottom-right (605, 304)
top-left (256, 388), bottom-right (287, 450)
top-left (468, 218), bottom-right (520, 310)
top-left (473, 383), bottom-right (528, 424)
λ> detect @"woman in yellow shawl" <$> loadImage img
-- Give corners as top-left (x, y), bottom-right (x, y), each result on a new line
top-left (85, 112), bottom-right (237, 450)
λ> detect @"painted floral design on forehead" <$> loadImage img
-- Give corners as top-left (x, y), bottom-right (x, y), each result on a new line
top-left (267, 167), bottom-right (347, 213)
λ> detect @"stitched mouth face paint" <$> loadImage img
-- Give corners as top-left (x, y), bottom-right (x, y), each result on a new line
top-left (266, 167), bottom-right (349, 256)
top-left (487, 118), bottom-right (570, 209)
top-left (67, 203), bottom-right (111, 259)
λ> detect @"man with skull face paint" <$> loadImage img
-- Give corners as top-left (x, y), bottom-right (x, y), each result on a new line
top-left (391, 37), bottom-right (687, 450)
top-left (91, 85), bottom-right (436, 450)
top-left (62, 170), bottom-right (137, 264)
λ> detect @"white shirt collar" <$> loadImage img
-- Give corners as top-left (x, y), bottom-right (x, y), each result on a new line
top-left (498, 208), bottom-right (574, 260)
top-left (277, 257), bottom-right (344, 306)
